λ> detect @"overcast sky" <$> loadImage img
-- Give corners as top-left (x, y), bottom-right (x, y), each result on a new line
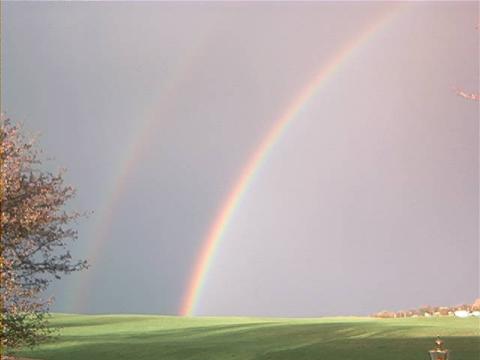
top-left (2, 1), bottom-right (479, 317)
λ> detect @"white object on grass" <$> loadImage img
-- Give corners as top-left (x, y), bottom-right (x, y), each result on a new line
top-left (454, 310), bottom-right (471, 318)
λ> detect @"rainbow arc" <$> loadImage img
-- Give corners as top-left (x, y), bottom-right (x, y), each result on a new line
top-left (180, 7), bottom-right (402, 316)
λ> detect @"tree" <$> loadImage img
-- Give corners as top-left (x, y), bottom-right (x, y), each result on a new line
top-left (1, 116), bottom-right (87, 355)
top-left (455, 88), bottom-right (480, 101)
top-left (455, 25), bottom-right (480, 101)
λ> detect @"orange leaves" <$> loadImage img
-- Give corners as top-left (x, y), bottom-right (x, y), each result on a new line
top-left (1, 118), bottom-right (87, 349)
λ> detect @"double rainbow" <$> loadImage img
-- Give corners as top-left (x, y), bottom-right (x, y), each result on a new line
top-left (66, 6), bottom-right (402, 315)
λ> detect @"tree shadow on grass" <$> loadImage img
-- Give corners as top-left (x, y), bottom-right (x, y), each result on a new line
top-left (48, 315), bottom-right (162, 329)
top-left (17, 320), bottom-right (480, 360)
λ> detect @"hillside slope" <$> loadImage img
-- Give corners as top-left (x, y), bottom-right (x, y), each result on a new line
top-left (17, 314), bottom-right (480, 360)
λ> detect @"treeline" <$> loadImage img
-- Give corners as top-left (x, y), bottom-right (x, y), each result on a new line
top-left (372, 298), bottom-right (480, 318)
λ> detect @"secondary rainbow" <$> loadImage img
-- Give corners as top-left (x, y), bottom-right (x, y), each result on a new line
top-left (66, 34), bottom-right (212, 312)
top-left (180, 7), bottom-right (402, 316)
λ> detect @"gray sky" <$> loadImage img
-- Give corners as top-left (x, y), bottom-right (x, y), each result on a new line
top-left (2, 1), bottom-right (479, 317)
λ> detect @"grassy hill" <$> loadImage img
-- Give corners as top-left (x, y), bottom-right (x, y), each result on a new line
top-left (16, 314), bottom-right (479, 360)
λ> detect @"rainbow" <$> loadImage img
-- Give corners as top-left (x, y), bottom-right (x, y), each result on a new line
top-left (67, 33), bottom-right (213, 312)
top-left (180, 7), bottom-right (402, 316)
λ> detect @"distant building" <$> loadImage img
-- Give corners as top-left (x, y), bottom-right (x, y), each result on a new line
top-left (372, 298), bottom-right (480, 319)
top-left (454, 310), bottom-right (470, 318)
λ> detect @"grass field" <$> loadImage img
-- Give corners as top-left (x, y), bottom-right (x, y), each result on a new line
top-left (15, 314), bottom-right (479, 360)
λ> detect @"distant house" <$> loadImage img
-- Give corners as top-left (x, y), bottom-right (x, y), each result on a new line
top-left (454, 310), bottom-right (471, 318)
top-left (438, 307), bottom-right (450, 316)
top-left (372, 298), bottom-right (480, 319)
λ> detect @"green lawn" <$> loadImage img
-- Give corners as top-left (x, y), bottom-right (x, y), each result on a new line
top-left (16, 314), bottom-right (479, 360)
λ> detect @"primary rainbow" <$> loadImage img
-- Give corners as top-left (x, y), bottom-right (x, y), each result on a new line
top-left (180, 7), bottom-right (402, 316)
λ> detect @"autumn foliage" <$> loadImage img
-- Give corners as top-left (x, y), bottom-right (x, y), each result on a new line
top-left (1, 117), bottom-right (87, 354)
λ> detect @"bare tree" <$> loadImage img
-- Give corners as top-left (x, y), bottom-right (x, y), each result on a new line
top-left (455, 25), bottom-right (480, 101)
top-left (455, 88), bottom-right (480, 101)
